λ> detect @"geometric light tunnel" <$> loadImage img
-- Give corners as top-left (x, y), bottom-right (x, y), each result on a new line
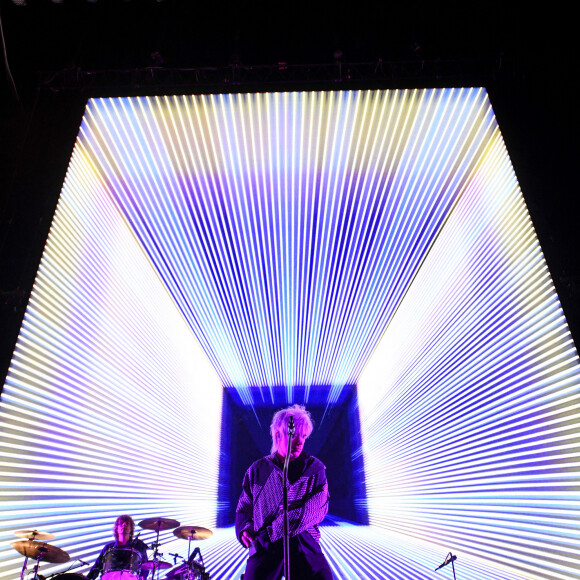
top-left (1, 88), bottom-right (579, 580)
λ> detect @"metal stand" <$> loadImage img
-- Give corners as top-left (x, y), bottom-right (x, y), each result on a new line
top-left (17, 530), bottom-right (42, 580)
top-left (282, 416), bottom-right (295, 580)
top-left (31, 555), bottom-right (42, 580)
top-left (146, 526), bottom-right (168, 580)
top-left (19, 554), bottom-right (29, 580)
top-left (434, 552), bottom-right (457, 578)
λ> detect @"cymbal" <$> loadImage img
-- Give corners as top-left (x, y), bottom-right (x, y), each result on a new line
top-left (11, 541), bottom-right (70, 564)
top-left (173, 526), bottom-right (213, 541)
top-left (138, 518), bottom-right (180, 532)
top-left (141, 561), bottom-right (172, 571)
top-left (14, 530), bottom-right (56, 541)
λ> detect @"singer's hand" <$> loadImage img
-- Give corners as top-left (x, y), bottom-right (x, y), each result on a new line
top-left (240, 530), bottom-right (255, 548)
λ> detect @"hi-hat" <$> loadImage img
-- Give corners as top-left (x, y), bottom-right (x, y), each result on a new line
top-left (173, 526), bottom-right (213, 541)
top-left (14, 530), bottom-right (55, 541)
top-left (11, 541), bottom-right (70, 564)
top-left (138, 518), bottom-right (180, 532)
top-left (141, 561), bottom-right (172, 571)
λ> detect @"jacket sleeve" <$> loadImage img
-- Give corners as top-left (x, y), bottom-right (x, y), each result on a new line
top-left (268, 464), bottom-right (329, 542)
top-left (235, 467), bottom-right (255, 544)
top-left (87, 544), bottom-right (109, 580)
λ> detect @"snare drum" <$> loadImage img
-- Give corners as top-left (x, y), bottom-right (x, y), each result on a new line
top-left (53, 575), bottom-right (86, 580)
top-left (102, 547), bottom-right (142, 580)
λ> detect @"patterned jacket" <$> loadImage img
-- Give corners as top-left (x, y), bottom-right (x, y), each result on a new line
top-left (235, 453), bottom-right (329, 544)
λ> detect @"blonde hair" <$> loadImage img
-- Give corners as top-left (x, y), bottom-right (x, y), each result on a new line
top-left (270, 404), bottom-right (313, 453)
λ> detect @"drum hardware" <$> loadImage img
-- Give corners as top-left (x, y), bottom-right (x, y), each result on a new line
top-left (44, 561), bottom-right (87, 580)
top-left (167, 554), bottom-right (184, 566)
top-left (138, 518), bottom-right (180, 580)
top-left (12, 531), bottom-right (59, 580)
top-left (12, 541), bottom-right (70, 563)
top-left (102, 547), bottom-right (142, 580)
top-left (45, 558), bottom-right (89, 579)
top-left (165, 561), bottom-right (208, 580)
top-left (139, 557), bottom-right (171, 579)
top-left (172, 526), bottom-right (212, 567)
top-left (171, 526), bottom-right (213, 580)
top-left (165, 563), bottom-right (186, 579)
top-left (50, 574), bottom-right (86, 580)
top-left (140, 561), bottom-right (171, 571)
top-left (14, 531), bottom-right (57, 542)
top-left (12, 540), bottom-right (70, 580)
top-left (172, 528), bottom-right (212, 542)
top-left (138, 519), bottom-right (180, 533)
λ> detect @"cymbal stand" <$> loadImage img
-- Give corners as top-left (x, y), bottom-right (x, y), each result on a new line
top-left (30, 551), bottom-right (45, 580)
top-left (19, 530), bottom-right (43, 580)
top-left (187, 539), bottom-right (193, 580)
top-left (150, 529), bottom-right (162, 580)
top-left (19, 555), bottom-right (29, 580)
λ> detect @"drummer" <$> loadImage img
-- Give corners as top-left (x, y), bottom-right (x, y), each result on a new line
top-left (87, 516), bottom-right (149, 580)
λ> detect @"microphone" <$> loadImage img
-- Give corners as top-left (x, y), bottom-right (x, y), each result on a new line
top-left (288, 416), bottom-right (295, 437)
top-left (434, 553), bottom-right (457, 571)
top-left (78, 560), bottom-right (90, 566)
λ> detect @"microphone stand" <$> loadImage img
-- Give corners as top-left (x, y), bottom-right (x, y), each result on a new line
top-left (283, 417), bottom-right (295, 580)
top-left (434, 552), bottom-right (457, 579)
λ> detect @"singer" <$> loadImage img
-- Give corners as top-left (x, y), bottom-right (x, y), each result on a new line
top-left (235, 405), bottom-right (333, 580)
top-left (87, 515), bottom-right (149, 580)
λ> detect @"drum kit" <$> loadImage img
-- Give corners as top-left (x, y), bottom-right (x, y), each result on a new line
top-left (10, 519), bottom-right (213, 580)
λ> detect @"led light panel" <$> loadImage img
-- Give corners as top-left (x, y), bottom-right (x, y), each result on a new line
top-left (356, 107), bottom-right (580, 579)
top-left (0, 143), bottom-right (223, 577)
top-left (1, 88), bottom-right (579, 580)
top-left (71, 89), bottom-right (514, 398)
